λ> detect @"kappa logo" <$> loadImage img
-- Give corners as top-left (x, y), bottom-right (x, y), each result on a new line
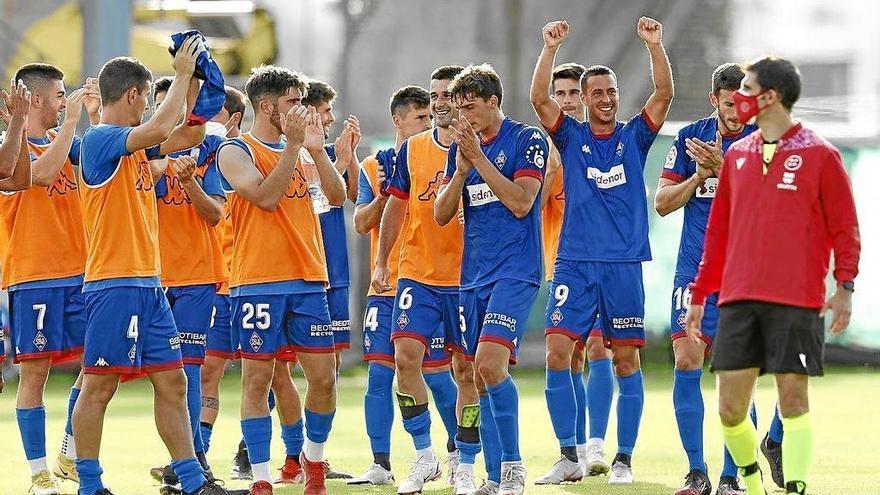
top-left (784, 155), bottom-right (803, 171)
top-left (33, 331), bottom-right (47, 352)
top-left (494, 150), bottom-right (507, 169)
top-left (736, 157), bottom-right (746, 169)
top-left (587, 164), bottom-right (627, 189)
top-left (530, 131), bottom-right (542, 141)
top-left (95, 357), bottom-right (110, 367)
top-left (397, 311), bottom-right (410, 329)
top-left (249, 331), bottom-right (263, 352)
top-left (418, 171), bottom-right (445, 201)
top-left (550, 308), bottom-right (564, 326)
top-left (48, 169), bottom-right (78, 197)
top-left (582, 144), bottom-right (591, 155)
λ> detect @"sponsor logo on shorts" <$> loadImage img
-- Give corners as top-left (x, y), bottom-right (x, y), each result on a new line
top-left (612, 316), bottom-right (644, 329)
top-left (483, 312), bottom-right (517, 332)
top-left (550, 308), bottom-right (564, 326)
top-left (364, 334), bottom-right (372, 350)
top-left (168, 335), bottom-right (181, 350)
top-left (33, 331), bottom-right (47, 352)
top-left (95, 357), bottom-right (110, 367)
top-left (128, 344), bottom-right (137, 363)
top-left (494, 150), bottom-right (507, 169)
top-left (397, 311), bottom-right (410, 329)
top-left (696, 177), bottom-right (718, 198)
top-left (249, 332), bottom-right (263, 352)
top-left (430, 337), bottom-right (446, 350)
top-left (466, 183), bottom-right (498, 207)
top-left (587, 164), bottom-right (627, 189)
top-left (178, 332), bottom-right (208, 346)
top-left (331, 319), bottom-right (351, 332)
top-left (310, 324), bottom-right (334, 338)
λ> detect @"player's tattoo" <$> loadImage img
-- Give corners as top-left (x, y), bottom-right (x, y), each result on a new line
top-left (203, 396), bottom-right (219, 410)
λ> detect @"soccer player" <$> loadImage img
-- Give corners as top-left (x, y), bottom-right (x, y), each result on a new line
top-left (216, 65), bottom-right (345, 495)
top-left (0, 64), bottom-right (98, 495)
top-left (534, 61), bottom-right (615, 484)
top-left (73, 36), bottom-right (229, 495)
top-left (434, 64), bottom-right (548, 495)
top-left (685, 56), bottom-right (860, 495)
top-left (350, 85), bottom-right (451, 487)
top-left (371, 66), bottom-right (481, 495)
top-left (530, 18), bottom-right (673, 484)
top-left (655, 62), bottom-right (774, 495)
top-left (150, 75), bottom-right (228, 490)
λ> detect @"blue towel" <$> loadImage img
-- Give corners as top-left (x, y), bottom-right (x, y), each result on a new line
top-left (170, 30), bottom-right (225, 126)
top-left (375, 148), bottom-right (397, 196)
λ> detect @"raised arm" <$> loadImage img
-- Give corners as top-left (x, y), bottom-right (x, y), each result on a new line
top-left (126, 35), bottom-right (199, 153)
top-left (638, 17), bottom-right (674, 129)
top-left (529, 20), bottom-right (568, 130)
top-left (31, 89), bottom-right (86, 187)
top-left (159, 77), bottom-right (207, 155)
top-left (0, 80), bottom-right (30, 179)
top-left (334, 116), bottom-right (361, 203)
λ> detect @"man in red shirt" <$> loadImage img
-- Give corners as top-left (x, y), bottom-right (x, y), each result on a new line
top-left (685, 56), bottom-right (860, 495)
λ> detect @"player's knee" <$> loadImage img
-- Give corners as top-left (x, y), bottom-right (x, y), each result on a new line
top-left (452, 357), bottom-right (474, 384)
top-left (154, 371), bottom-right (188, 402)
top-left (612, 351), bottom-right (640, 377)
top-left (586, 339), bottom-right (610, 361)
top-left (475, 358), bottom-right (506, 387)
top-left (80, 378), bottom-right (118, 407)
top-left (718, 399), bottom-right (748, 426)
top-left (570, 351), bottom-right (586, 373)
top-left (18, 359), bottom-right (51, 387)
top-left (394, 345), bottom-right (424, 376)
top-left (673, 351), bottom-right (702, 371)
top-left (305, 367), bottom-right (336, 393)
top-left (777, 390), bottom-right (809, 417)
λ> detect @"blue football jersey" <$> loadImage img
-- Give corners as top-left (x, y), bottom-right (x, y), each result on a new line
top-left (661, 116), bottom-right (757, 279)
top-left (317, 143), bottom-right (351, 288)
top-left (550, 111), bottom-right (659, 262)
top-left (444, 118), bottom-right (548, 289)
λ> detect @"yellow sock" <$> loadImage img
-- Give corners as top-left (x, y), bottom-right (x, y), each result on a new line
top-left (722, 418), bottom-right (764, 495)
top-left (782, 413), bottom-right (813, 494)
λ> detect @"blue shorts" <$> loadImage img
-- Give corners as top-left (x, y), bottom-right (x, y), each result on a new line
top-left (233, 292), bottom-right (333, 361)
top-left (327, 287), bottom-right (351, 350)
top-left (83, 287), bottom-right (182, 375)
top-left (460, 279), bottom-right (538, 364)
top-left (545, 260), bottom-right (646, 348)
top-left (165, 284), bottom-right (215, 365)
top-left (8, 285), bottom-right (86, 364)
top-left (391, 279), bottom-right (468, 357)
top-left (206, 294), bottom-right (238, 360)
top-left (363, 295), bottom-right (452, 368)
top-left (669, 275), bottom-right (719, 351)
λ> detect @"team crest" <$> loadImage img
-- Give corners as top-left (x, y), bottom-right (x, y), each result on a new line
top-left (664, 145), bottom-right (676, 169)
top-left (397, 311), bottom-right (410, 329)
top-left (784, 155), bottom-right (803, 171)
top-left (128, 344), bottom-right (137, 363)
top-left (616, 142), bottom-right (624, 156)
top-left (364, 334), bottom-right (372, 350)
top-left (249, 331), bottom-right (264, 352)
top-left (550, 308), bottom-right (564, 326)
top-left (494, 150), bottom-right (507, 169)
top-left (33, 331), bottom-right (47, 352)
top-left (677, 312), bottom-right (687, 330)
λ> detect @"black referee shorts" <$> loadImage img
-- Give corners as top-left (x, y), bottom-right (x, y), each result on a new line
top-left (710, 300), bottom-right (824, 376)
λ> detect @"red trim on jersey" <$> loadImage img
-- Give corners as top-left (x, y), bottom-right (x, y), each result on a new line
top-left (478, 335), bottom-right (517, 355)
top-left (12, 347), bottom-right (83, 365)
top-left (386, 185), bottom-right (410, 200)
top-left (333, 342), bottom-right (351, 351)
top-left (603, 337), bottom-right (646, 349)
top-left (589, 328), bottom-right (603, 339)
top-left (390, 331), bottom-right (429, 350)
top-left (544, 327), bottom-right (581, 341)
top-left (363, 353), bottom-right (395, 364)
top-left (447, 343), bottom-right (467, 355)
top-left (545, 111), bottom-right (566, 135)
top-left (290, 345), bottom-right (336, 354)
top-left (641, 109), bottom-right (661, 134)
top-left (514, 169), bottom-right (544, 182)
top-left (205, 350), bottom-right (237, 360)
top-left (661, 171), bottom-right (686, 183)
top-left (238, 350), bottom-right (279, 360)
top-left (671, 331), bottom-right (713, 356)
top-left (182, 357), bottom-right (206, 366)
top-left (423, 356), bottom-right (453, 368)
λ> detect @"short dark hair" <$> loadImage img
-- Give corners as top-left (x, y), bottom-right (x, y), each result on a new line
top-left (580, 65), bottom-right (617, 90)
top-left (13, 63), bottom-right (64, 93)
top-left (223, 85), bottom-right (246, 121)
top-left (744, 56), bottom-right (801, 110)
top-left (448, 63), bottom-right (503, 105)
top-left (98, 57), bottom-right (153, 104)
top-left (390, 85), bottom-right (430, 116)
top-left (552, 63), bottom-right (586, 86)
top-left (302, 79), bottom-right (337, 107)
top-left (711, 63), bottom-right (745, 95)
top-left (244, 65), bottom-right (308, 108)
top-left (152, 75), bottom-right (173, 100)
top-left (431, 65), bottom-right (465, 82)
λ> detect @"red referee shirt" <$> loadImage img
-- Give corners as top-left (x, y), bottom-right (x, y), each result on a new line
top-left (690, 122), bottom-right (860, 309)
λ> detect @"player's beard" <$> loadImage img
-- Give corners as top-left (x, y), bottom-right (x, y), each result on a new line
top-left (269, 106), bottom-right (283, 133)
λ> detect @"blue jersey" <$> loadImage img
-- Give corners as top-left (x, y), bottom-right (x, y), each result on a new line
top-left (549, 111), bottom-right (659, 262)
top-left (661, 116), bottom-right (758, 279)
top-left (317, 144), bottom-right (351, 288)
top-left (155, 134), bottom-right (225, 198)
top-left (444, 118), bottom-right (547, 289)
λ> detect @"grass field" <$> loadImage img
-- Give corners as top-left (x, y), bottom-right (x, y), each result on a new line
top-left (0, 366), bottom-right (877, 495)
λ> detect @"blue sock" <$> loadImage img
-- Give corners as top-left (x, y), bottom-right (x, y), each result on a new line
top-left (768, 404), bottom-right (783, 443)
top-left (402, 409), bottom-right (432, 450)
top-left (200, 423), bottom-right (213, 453)
top-left (425, 371), bottom-right (459, 446)
top-left (304, 408), bottom-right (335, 443)
top-left (241, 416), bottom-right (272, 464)
top-left (479, 395), bottom-right (501, 483)
top-left (76, 458), bottom-right (104, 495)
top-left (365, 363), bottom-right (394, 455)
top-left (573, 372), bottom-right (587, 445)
top-left (673, 369), bottom-right (706, 473)
top-left (544, 369), bottom-right (577, 448)
top-left (487, 376), bottom-right (520, 462)
top-left (587, 358), bottom-right (614, 440)
top-left (281, 420), bottom-right (304, 457)
top-left (616, 370), bottom-right (644, 456)
top-left (455, 436), bottom-right (481, 465)
top-left (65, 387), bottom-right (81, 436)
top-left (16, 406), bottom-right (47, 461)
top-left (184, 364), bottom-right (203, 453)
top-left (171, 457), bottom-right (206, 494)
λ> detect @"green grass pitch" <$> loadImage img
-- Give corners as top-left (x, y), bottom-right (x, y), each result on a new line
top-left (0, 367), bottom-right (876, 494)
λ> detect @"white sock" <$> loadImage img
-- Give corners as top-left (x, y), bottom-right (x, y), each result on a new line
top-left (500, 460), bottom-right (522, 470)
top-left (587, 437), bottom-right (605, 450)
top-left (303, 438), bottom-right (324, 462)
top-left (416, 448), bottom-right (434, 461)
top-left (252, 461), bottom-right (271, 483)
top-left (456, 462), bottom-right (473, 475)
top-left (28, 457), bottom-right (48, 475)
top-left (61, 433), bottom-right (76, 460)
top-left (576, 443), bottom-right (587, 461)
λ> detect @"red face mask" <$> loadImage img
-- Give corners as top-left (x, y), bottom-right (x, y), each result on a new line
top-left (733, 89), bottom-right (769, 123)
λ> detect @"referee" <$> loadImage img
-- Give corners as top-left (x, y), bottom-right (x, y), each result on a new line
top-left (684, 56), bottom-right (860, 495)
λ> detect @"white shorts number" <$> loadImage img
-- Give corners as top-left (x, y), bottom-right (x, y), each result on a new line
top-left (673, 286), bottom-right (692, 311)
top-left (32, 304), bottom-right (47, 331)
top-left (209, 306), bottom-right (217, 329)
top-left (398, 287), bottom-right (413, 310)
top-left (458, 306), bottom-right (467, 333)
top-left (364, 306), bottom-right (379, 332)
top-left (554, 284), bottom-right (569, 307)
top-left (127, 315), bottom-right (139, 342)
top-left (242, 303), bottom-right (271, 330)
